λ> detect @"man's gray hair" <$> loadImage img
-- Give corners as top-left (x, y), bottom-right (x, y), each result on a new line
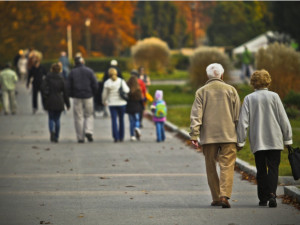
top-left (206, 63), bottom-right (224, 79)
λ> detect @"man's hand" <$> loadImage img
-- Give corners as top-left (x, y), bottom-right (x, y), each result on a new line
top-left (191, 140), bottom-right (199, 149)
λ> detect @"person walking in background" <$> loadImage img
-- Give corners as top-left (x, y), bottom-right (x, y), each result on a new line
top-left (126, 75), bottom-right (143, 141)
top-left (237, 70), bottom-right (293, 208)
top-left (13, 49), bottom-right (23, 78)
top-left (138, 66), bottom-right (151, 87)
top-left (151, 90), bottom-right (167, 142)
top-left (59, 51), bottom-right (70, 80)
top-left (190, 63), bottom-right (241, 208)
top-left (102, 68), bottom-right (129, 143)
top-left (0, 63), bottom-right (18, 115)
top-left (241, 46), bottom-right (253, 83)
top-left (26, 53), bottom-right (46, 114)
top-left (101, 59), bottom-right (123, 117)
top-left (17, 54), bottom-right (28, 81)
top-left (67, 56), bottom-right (98, 143)
top-left (131, 69), bottom-right (147, 128)
top-left (41, 62), bottom-right (70, 143)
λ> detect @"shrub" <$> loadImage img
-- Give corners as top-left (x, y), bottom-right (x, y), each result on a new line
top-left (283, 90), bottom-right (300, 109)
top-left (255, 43), bottom-right (300, 98)
top-left (171, 54), bottom-right (190, 70)
top-left (189, 47), bottom-right (232, 88)
top-left (131, 37), bottom-right (170, 73)
top-left (285, 107), bottom-right (300, 119)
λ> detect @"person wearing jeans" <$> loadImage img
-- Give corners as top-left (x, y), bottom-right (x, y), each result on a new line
top-left (151, 90), bottom-right (167, 142)
top-left (128, 113), bottom-right (140, 139)
top-left (102, 68), bottom-right (129, 142)
top-left (109, 105), bottom-right (126, 142)
top-left (41, 62), bottom-right (70, 143)
top-left (48, 111), bottom-right (62, 141)
top-left (237, 69), bottom-right (293, 208)
top-left (126, 74), bottom-right (143, 141)
top-left (155, 121), bottom-right (165, 142)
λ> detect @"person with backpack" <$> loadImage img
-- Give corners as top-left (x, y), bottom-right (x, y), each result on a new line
top-left (151, 90), bottom-right (167, 142)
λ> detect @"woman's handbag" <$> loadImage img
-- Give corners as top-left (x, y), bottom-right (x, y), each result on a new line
top-left (288, 146), bottom-right (300, 180)
top-left (119, 79), bottom-right (128, 101)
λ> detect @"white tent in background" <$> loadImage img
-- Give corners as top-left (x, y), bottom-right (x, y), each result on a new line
top-left (232, 31), bottom-right (275, 56)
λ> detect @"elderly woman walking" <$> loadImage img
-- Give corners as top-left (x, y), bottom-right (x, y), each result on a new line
top-left (102, 68), bottom-right (129, 142)
top-left (237, 69), bottom-right (293, 208)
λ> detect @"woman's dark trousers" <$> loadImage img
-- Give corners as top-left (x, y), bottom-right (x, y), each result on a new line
top-left (254, 150), bottom-right (281, 202)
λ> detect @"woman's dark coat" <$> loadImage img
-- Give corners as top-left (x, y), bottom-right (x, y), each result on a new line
top-left (41, 72), bottom-right (70, 111)
top-left (126, 91), bottom-right (143, 114)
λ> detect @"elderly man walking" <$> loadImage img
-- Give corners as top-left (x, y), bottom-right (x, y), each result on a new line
top-left (190, 63), bottom-right (241, 208)
top-left (67, 56), bottom-right (98, 143)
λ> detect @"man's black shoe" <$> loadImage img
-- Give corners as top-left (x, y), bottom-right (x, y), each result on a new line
top-left (78, 140), bottom-right (85, 143)
top-left (85, 133), bottom-right (93, 142)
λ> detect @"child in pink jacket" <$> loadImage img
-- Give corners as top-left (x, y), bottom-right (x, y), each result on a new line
top-left (151, 90), bottom-right (167, 142)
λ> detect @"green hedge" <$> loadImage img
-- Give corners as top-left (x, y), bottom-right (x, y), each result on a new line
top-left (170, 54), bottom-right (190, 70)
top-left (85, 57), bottom-right (131, 72)
top-left (41, 57), bottom-right (132, 73)
top-left (41, 55), bottom-right (189, 74)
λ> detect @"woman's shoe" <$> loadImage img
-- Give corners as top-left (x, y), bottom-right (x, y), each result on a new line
top-left (268, 194), bottom-right (277, 208)
top-left (259, 201), bottom-right (267, 206)
top-left (130, 136), bottom-right (136, 141)
top-left (50, 132), bottom-right (55, 142)
top-left (134, 128), bottom-right (141, 140)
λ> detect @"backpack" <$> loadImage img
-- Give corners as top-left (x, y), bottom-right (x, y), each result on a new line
top-left (155, 101), bottom-right (167, 118)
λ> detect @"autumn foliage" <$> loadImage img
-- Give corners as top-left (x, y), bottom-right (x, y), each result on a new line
top-left (0, 1), bottom-right (137, 62)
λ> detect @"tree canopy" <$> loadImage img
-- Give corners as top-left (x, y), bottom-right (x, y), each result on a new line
top-left (0, 1), bottom-right (299, 65)
top-left (206, 1), bottom-right (272, 47)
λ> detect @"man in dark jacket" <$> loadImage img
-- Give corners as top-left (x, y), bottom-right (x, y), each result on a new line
top-left (67, 56), bottom-right (98, 143)
top-left (26, 56), bottom-right (47, 114)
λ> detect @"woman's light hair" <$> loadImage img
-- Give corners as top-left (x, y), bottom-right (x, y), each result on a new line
top-left (250, 69), bottom-right (272, 89)
top-left (108, 68), bottom-right (118, 81)
top-left (50, 62), bottom-right (62, 73)
top-left (206, 63), bottom-right (224, 79)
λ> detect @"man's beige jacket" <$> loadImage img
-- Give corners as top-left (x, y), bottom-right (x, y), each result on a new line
top-left (190, 78), bottom-right (241, 145)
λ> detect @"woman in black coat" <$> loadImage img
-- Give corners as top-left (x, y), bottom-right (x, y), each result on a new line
top-left (126, 76), bottom-right (143, 141)
top-left (41, 62), bottom-right (70, 143)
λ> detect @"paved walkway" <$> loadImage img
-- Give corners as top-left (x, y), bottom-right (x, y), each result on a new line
top-left (0, 82), bottom-right (299, 225)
